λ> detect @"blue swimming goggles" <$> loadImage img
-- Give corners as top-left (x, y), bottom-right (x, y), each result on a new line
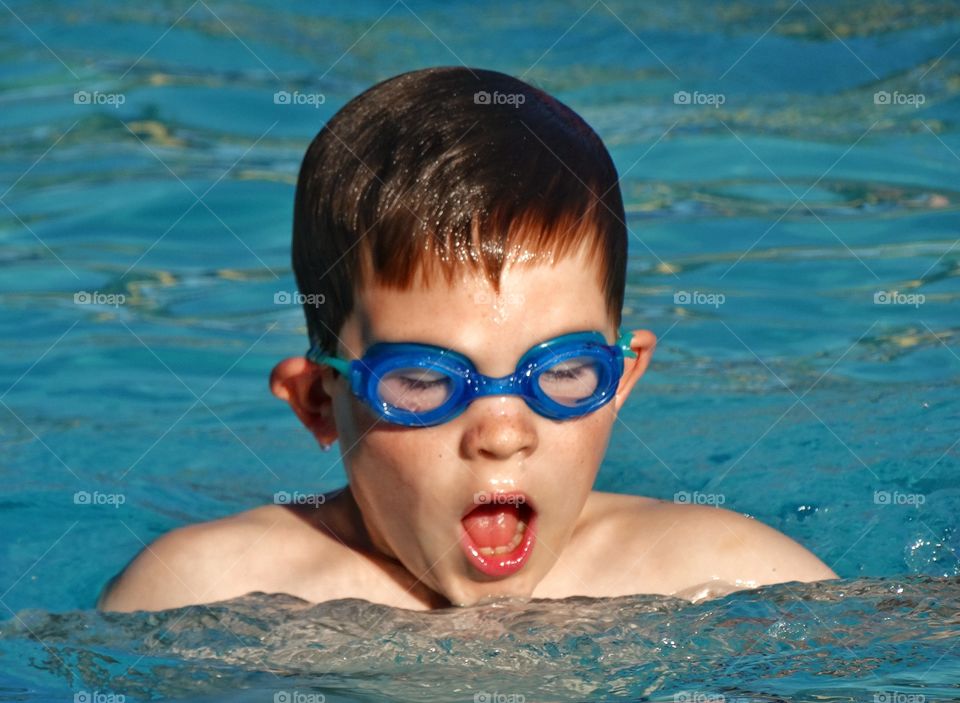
top-left (306, 329), bottom-right (637, 427)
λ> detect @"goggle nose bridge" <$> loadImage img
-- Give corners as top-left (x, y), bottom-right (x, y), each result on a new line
top-left (463, 366), bottom-right (534, 399)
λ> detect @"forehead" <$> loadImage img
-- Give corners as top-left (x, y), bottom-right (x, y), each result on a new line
top-left (344, 248), bottom-right (612, 368)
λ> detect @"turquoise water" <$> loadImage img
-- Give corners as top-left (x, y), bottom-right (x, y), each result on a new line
top-left (2, 1), bottom-right (959, 701)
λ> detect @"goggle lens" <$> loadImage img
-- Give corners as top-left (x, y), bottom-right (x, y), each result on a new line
top-left (377, 366), bottom-right (454, 413)
top-left (535, 355), bottom-right (603, 407)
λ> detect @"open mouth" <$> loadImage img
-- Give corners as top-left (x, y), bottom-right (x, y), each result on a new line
top-left (459, 493), bottom-right (537, 578)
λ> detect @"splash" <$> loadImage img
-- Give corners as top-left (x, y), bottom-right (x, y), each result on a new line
top-left (3, 577), bottom-right (960, 702)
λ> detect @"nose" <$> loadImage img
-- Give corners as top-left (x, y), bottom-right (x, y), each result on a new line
top-left (459, 395), bottom-right (539, 461)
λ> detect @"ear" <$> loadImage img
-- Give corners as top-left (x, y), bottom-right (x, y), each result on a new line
top-left (269, 357), bottom-right (338, 449)
top-left (613, 329), bottom-right (657, 412)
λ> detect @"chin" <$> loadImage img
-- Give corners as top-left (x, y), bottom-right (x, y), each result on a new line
top-left (440, 572), bottom-right (540, 607)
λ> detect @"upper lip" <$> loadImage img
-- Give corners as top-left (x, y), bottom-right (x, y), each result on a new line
top-left (461, 491), bottom-right (536, 519)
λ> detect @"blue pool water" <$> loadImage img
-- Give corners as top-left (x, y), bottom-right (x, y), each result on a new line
top-left (2, 1), bottom-right (959, 701)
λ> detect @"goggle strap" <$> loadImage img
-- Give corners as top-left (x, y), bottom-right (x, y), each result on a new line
top-left (616, 328), bottom-right (638, 358)
top-left (306, 346), bottom-right (352, 376)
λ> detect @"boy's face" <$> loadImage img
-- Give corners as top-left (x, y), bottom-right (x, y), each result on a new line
top-left (275, 245), bottom-right (654, 606)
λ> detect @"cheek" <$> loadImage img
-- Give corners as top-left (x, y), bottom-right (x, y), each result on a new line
top-left (330, 384), bottom-right (371, 442)
top-left (343, 414), bottom-right (457, 518)
top-left (345, 426), bottom-right (467, 564)
top-left (332, 394), bottom-right (412, 510)
top-left (541, 412), bottom-right (614, 502)
top-left (556, 410), bottom-right (614, 460)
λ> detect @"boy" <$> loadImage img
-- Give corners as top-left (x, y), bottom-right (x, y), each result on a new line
top-left (99, 67), bottom-right (836, 613)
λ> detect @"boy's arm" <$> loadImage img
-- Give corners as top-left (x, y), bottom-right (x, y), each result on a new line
top-left (99, 505), bottom-right (317, 612)
top-left (630, 502), bottom-right (837, 595)
top-left (97, 513), bottom-right (282, 612)
top-left (97, 525), bottom-right (219, 612)
top-left (704, 506), bottom-right (839, 584)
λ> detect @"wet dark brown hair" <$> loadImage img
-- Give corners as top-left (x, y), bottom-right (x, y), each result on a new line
top-left (292, 66), bottom-right (626, 354)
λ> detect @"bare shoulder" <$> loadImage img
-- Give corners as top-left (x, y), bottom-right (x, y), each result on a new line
top-left (562, 492), bottom-right (837, 599)
top-left (629, 497), bottom-right (838, 592)
top-left (97, 504), bottom-right (333, 613)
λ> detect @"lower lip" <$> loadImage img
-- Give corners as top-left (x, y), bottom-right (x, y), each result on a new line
top-left (459, 510), bottom-right (537, 578)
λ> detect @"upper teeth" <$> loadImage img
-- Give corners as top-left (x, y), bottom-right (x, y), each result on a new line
top-left (476, 520), bottom-right (527, 556)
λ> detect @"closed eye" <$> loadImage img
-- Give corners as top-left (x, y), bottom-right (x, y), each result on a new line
top-left (397, 376), bottom-right (449, 390)
top-left (541, 363), bottom-right (589, 381)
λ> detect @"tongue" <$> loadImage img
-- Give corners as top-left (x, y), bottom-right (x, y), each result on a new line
top-left (461, 504), bottom-right (522, 548)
